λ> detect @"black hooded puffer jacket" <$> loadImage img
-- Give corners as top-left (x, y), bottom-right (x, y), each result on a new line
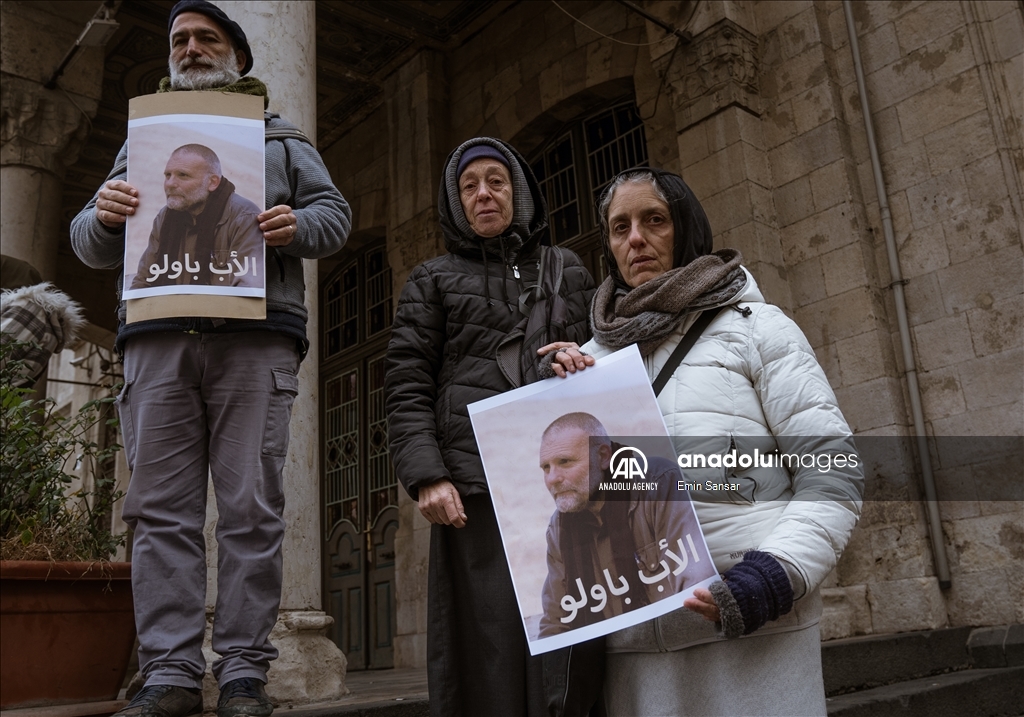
top-left (384, 138), bottom-right (595, 500)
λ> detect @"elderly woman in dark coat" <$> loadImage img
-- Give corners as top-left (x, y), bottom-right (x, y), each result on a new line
top-left (384, 137), bottom-right (600, 716)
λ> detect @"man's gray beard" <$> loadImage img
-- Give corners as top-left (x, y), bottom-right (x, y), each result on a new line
top-left (169, 55), bottom-right (241, 90)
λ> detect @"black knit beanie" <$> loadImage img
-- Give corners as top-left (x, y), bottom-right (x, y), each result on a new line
top-left (169, 0), bottom-right (254, 76)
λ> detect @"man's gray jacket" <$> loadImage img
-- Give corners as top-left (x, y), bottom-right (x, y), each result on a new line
top-left (71, 112), bottom-right (351, 351)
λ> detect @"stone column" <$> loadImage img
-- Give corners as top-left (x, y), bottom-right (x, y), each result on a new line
top-left (201, 1), bottom-right (347, 707)
top-left (0, 2), bottom-right (105, 280)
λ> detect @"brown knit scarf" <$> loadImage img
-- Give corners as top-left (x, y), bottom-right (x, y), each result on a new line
top-left (591, 248), bottom-right (746, 356)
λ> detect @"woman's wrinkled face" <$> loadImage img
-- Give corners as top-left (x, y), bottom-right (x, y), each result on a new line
top-left (458, 158), bottom-right (514, 238)
top-left (607, 182), bottom-right (675, 288)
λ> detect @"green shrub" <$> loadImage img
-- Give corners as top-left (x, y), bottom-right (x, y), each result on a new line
top-left (1, 338), bottom-right (125, 561)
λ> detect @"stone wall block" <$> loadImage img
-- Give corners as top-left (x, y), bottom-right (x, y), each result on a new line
top-left (931, 401), bottom-right (1023, 437)
top-left (775, 176), bottom-right (815, 227)
top-left (896, 68), bottom-right (986, 143)
top-left (704, 108), bottom-right (743, 153)
top-left (877, 138), bottom-right (931, 195)
top-left (852, 18), bottom-right (902, 71)
top-left (959, 347), bottom-right (1024, 412)
top-left (833, 376), bottom-right (904, 433)
top-left (822, 241), bottom-right (870, 297)
top-left (895, 223), bottom-right (950, 281)
top-left (780, 201), bottom-right (859, 265)
top-left (482, 63), bottom-right (522, 122)
top-left (748, 183), bottom-right (777, 228)
top-left (917, 366), bottom-right (967, 421)
top-left (894, 1), bottom-right (966, 55)
top-left (821, 585), bottom-right (873, 640)
top-left (791, 82), bottom-right (839, 135)
top-left (584, 38), bottom-right (615, 89)
top-left (772, 45), bottom-right (830, 107)
top-left (942, 197), bottom-right (1020, 266)
top-left (870, 524), bottom-right (930, 581)
top-left (762, 100), bottom-right (797, 150)
top-left (911, 312), bottom-right (975, 372)
top-left (967, 295), bottom-right (1023, 358)
top-left (685, 141), bottom-right (749, 200)
top-left (866, 576), bottom-right (948, 633)
top-left (863, 28), bottom-right (975, 112)
top-left (789, 256), bottom-right (827, 307)
top-left (923, 110), bottom-right (998, 178)
top-left (775, 6), bottom-right (822, 61)
top-left (769, 120), bottom-right (844, 187)
top-left (538, 61), bottom-right (564, 113)
top-left (741, 140), bottom-right (772, 188)
top-left (904, 168), bottom-right (969, 231)
top-left (944, 567), bottom-right (1019, 627)
top-left (679, 122), bottom-right (710, 169)
top-left (813, 340), bottom-right (841, 389)
top-left (963, 153), bottom-right (1013, 206)
top-left (754, 0), bottom-right (814, 34)
top-left (698, 183), bottom-right (750, 235)
top-left (902, 272), bottom-right (947, 327)
top-left (809, 159), bottom-right (850, 211)
top-left (936, 244), bottom-right (1022, 316)
top-left (836, 332), bottom-right (889, 386)
top-left (835, 525), bottom-right (875, 585)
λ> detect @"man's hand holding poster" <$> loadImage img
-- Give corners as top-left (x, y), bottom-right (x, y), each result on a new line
top-left (123, 92), bottom-right (265, 322)
top-left (468, 344), bottom-right (719, 655)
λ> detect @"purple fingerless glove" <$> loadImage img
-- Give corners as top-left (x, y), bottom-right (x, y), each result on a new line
top-left (708, 550), bottom-right (794, 639)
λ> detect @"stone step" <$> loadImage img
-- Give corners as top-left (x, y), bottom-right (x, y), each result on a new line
top-left (822, 624), bottom-right (1024, 696)
top-left (825, 666), bottom-right (1024, 717)
top-left (821, 626), bottom-right (973, 695)
top-left (284, 697), bottom-right (429, 717)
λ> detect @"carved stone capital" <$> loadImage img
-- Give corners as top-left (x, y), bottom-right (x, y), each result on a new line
top-left (0, 74), bottom-right (97, 175)
top-left (662, 19), bottom-right (760, 131)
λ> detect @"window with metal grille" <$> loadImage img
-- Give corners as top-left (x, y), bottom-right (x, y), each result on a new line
top-left (530, 99), bottom-right (648, 248)
top-left (323, 244), bottom-right (393, 360)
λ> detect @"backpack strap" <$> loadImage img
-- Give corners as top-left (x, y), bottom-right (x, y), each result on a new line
top-left (651, 306), bottom-right (724, 396)
top-left (264, 126), bottom-right (313, 145)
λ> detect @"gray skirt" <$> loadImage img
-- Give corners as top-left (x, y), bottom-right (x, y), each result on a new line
top-left (605, 623), bottom-right (827, 717)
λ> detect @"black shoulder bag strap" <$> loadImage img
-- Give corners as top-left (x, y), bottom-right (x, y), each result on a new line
top-left (651, 306), bottom-right (724, 396)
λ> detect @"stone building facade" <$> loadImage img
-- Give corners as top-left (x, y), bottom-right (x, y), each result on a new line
top-left (2, 0), bottom-right (1020, 698)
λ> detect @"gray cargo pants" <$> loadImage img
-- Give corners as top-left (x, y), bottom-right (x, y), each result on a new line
top-left (117, 331), bottom-right (299, 689)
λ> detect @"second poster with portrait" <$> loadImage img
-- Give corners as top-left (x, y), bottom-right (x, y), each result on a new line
top-left (468, 344), bottom-right (719, 655)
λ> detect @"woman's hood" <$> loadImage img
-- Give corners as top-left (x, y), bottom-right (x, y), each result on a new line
top-left (437, 137), bottom-right (549, 262)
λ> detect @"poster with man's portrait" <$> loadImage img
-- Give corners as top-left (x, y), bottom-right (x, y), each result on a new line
top-left (468, 344), bottom-right (719, 656)
top-left (123, 92), bottom-right (265, 322)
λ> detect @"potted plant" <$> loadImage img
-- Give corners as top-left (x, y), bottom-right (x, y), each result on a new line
top-left (0, 338), bottom-right (134, 710)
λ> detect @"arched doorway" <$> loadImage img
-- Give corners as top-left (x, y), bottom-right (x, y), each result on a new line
top-left (320, 240), bottom-right (398, 670)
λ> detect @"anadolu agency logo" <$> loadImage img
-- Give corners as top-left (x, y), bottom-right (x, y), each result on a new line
top-left (610, 445), bottom-right (647, 481)
top-left (599, 446), bottom-right (660, 492)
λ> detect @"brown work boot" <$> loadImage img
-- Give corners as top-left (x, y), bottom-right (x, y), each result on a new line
top-left (217, 678), bottom-right (274, 717)
top-left (114, 684), bottom-right (202, 717)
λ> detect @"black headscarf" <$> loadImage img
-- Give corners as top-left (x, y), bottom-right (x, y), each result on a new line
top-left (599, 168), bottom-right (713, 291)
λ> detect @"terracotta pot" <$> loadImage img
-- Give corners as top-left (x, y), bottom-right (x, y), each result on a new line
top-left (0, 560), bottom-right (136, 709)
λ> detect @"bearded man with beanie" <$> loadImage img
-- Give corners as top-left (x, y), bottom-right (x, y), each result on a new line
top-left (70, 3), bottom-right (351, 716)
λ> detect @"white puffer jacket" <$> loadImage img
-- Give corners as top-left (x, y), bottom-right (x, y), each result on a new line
top-left (582, 268), bottom-right (863, 651)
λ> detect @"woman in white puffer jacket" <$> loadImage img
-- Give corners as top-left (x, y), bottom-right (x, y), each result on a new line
top-left (547, 168), bottom-right (863, 716)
